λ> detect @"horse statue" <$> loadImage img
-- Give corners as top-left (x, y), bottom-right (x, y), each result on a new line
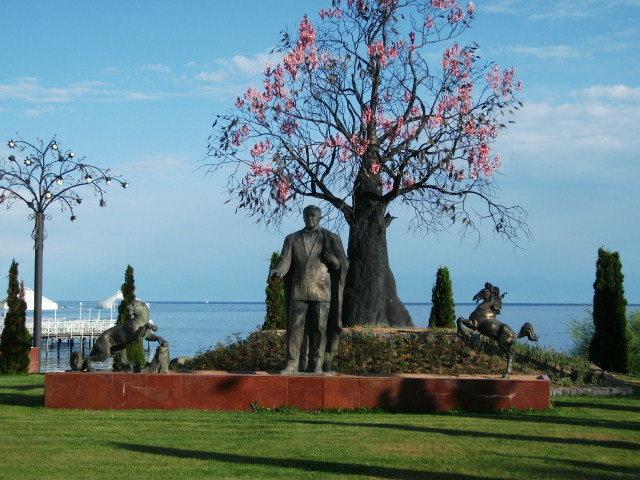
top-left (456, 282), bottom-right (538, 378)
top-left (70, 299), bottom-right (168, 372)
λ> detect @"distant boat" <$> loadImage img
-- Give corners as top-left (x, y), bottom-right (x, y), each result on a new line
top-left (204, 300), bottom-right (209, 304)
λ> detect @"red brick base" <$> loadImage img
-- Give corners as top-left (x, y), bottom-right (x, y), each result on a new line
top-left (45, 371), bottom-right (549, 412)
top-left (29, 347), bottom-right (39, 373)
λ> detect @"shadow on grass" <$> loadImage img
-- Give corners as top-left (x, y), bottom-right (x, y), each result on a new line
top-left (493, 453), bottom-right (640, 476)
top-left (447, 411), bottom-right (640, 432)
top-left (283, 420), bottom-right (640, 451)
top-left (0, 391), bottom-right (44, 407)
top-left (112, 442), bottom-right (509, 480)
top-left (553, 399), bottom-right (640, 414)
top-left (0, 383), bottom-right (44, 391)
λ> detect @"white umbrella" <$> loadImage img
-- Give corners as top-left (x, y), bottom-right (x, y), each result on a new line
top-left (0, 286), bottom-right (58, 311)
top-left (94, 290), bottom-right (124, 320)
top-left (95, 290), bottom-right (124, 310)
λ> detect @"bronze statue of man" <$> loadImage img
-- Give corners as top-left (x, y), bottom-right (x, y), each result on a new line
top-left (270, 205), bottom-right (348, 374)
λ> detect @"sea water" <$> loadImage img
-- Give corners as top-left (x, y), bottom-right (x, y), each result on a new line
top-left (33, 301), bottom-right (636, 372)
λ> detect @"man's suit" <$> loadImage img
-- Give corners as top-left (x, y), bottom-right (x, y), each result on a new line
top-left (274, 227), bottom-right (348, 372)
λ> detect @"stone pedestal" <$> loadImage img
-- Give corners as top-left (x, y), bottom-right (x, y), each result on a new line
top-left (45, 371), bottom-right (550, 412)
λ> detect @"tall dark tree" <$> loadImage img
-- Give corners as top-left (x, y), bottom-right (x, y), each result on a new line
top-left (589, 248), bottom-right (628, 372)
top-left (206, 0), bottom-right (527, 327)
top-left (0, 261), bottom-right (31, 374)
top-left (428, 266), bottom-right (455, 328)
top-left (262, 252), bottom-right (287, 330)
top-left (113, 265), bottom-right (146, 369)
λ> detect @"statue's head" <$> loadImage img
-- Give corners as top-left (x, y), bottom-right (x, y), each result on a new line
top-left (128, 299), bottom-right (150, 323)
top-left (303, 205), bottom-right (322, 230)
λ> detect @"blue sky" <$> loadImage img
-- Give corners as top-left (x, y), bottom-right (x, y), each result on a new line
top-left (1, 0), bottom-right (639, 305)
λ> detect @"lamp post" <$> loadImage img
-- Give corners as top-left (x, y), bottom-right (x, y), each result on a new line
top-left (0, 137), bottom-right (127, 372)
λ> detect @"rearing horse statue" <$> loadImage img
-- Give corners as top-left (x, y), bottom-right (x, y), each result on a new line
top-left (456, 282), bottom-right (538, 378)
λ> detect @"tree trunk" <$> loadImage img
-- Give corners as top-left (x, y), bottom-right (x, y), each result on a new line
top-left (342, 178), bottom-right (413, 327)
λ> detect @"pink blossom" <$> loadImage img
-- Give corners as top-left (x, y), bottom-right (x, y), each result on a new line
top-left (467, 142), bottom-right (501, 179)
top-left (249, 161), bottom-right (273, 177)
top-left (285, 98), bottom-right (296, 111)
top-left (403, 91), bottom-right (413, 103)
top-left (235, 97), bottom-right (245, 108)
top-left (298, 15), bottom-right (316, 49)
top-left (282, 15), bottom-right (318, 79)
top-left (250, 140), bottom-right (271, 159)
top-left (231, 123), bottom-right (251, 146)
top-left (319, 7), bottom-right (342, 19)
top-left (424, 15), bottom-right (434, 28)
top-left (456, 83), bottom-right (473, 115)
top-left (427, 114), bottom-right (444, 129)
top-left (366, 41), bottom-right (402, 67)
top-left (280, 118), bottom-right (299, 137)
top-left (431, 0), bottom-right (458, 10)
top-left (370, 162), bottom-right (381, 174)
top-left (361, 107), bottom-right (374, 124)
top-left (325, 134), bottom-right (346, 149)
top-left (410, 105), bottom-right (423, 117)
top-left (244, 86), bottom-right (268, 122)
top-left (376, 0), bottom-right (397, 11)
top-left (276, 179), bottom-right (290, 202)
top-left (349, 134), bottom-right (370, 156)
top-left (485, 65), bottom-right (501, 93)
top-left (464, 120), bottom-right (476, 135)
top-left (402, 177), bottom-right (415, 188)
top-left (466, 1), bottom-right (475, 15)
top-left (448, 7), bottom-right (465, 23)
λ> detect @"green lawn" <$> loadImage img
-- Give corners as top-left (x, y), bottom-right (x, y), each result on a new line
top-left (1, 375), bottom-right (639, 480)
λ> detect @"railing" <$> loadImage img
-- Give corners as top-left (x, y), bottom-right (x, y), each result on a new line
top-left (0, 318), bottom-right (115, 338)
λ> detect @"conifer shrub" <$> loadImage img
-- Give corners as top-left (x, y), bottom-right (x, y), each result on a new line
top-left (626, 311), bottom-right (640, 376)
top-left (428, 266), bottom-right (456, 328)
top-left (589, 248), bottom-right (628, 372)
top-left (112, 265), bottom-right (146, 369)
top-left (262, 252), bottom-right (287, 330)
top-left (0, 261), bottom-right (31, 374)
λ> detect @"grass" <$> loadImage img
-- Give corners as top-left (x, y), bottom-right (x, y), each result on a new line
top-left (1, 375), bottom-right (640, 479)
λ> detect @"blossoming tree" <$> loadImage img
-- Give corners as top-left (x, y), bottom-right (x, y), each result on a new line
top-left (206, 0), bottom-right (526, 327)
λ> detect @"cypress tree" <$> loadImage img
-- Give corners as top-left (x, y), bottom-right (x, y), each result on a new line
top-left (0, 261), bottom-right (31, 373)
top-left (112, 265), bottom-right (146, 370)
top-left (589, 248), bottom-right (628, 372)
top-left (428, 266), bottom-right (456, 329)
top-left (262, 252), bottom-right (287, 330)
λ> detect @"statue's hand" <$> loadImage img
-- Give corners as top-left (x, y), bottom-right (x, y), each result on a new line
top-left (160, 340), bottom-right (169, 347)
top-left (321, 249), bottom-right (340, 270)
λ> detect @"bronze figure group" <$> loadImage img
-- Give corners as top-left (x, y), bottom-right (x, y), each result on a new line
top-left (456, 282), bottom-right (538, 377)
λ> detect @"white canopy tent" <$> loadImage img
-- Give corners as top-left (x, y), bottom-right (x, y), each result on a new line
top-left (1, 287), bottom-right (58, 319)
top-left (94, 290), bottom-right (123, 320)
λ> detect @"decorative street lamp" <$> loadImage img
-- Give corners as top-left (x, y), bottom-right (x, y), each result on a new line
top-left (0, 137), bottom-right (127, 372)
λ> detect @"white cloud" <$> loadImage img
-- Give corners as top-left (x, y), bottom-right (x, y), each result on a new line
top-left (18, 105), bottom-right (57, 117)
top-left (0, 77), bottom-right (160, 104)
top-left (484, 0), bottom-right (640, 20)
top-left (508, 45), bottom-right (583, 59)
top-left (497, 99), bottom-right (640, 180)
top-left (573, 84), bottom-right (640, 101)
top-left (138, 64), bottom-right (171, 73)
top-left (194, 51), bottom-right (283, 84)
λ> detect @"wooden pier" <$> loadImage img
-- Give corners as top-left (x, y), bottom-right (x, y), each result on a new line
top-left (26, 319), bottom-right (115, 340)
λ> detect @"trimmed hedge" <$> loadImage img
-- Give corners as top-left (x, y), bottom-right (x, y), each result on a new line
top-left (182, 328), bottom-right (608, 386)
